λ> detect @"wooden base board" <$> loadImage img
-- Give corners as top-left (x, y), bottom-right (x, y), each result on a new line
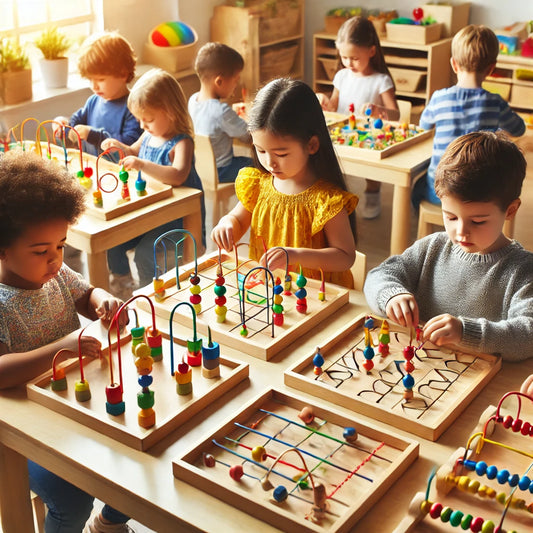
top-left (284, 313), bottom-right (501, 441)
top-left (173, 388), bottom-right (419, 533)
top-left (134, 251), bottom-right (350, 361)
top-left (27, 320), bottom-right (249, 451)
top-left (394, 397), bottom-right (533, 532)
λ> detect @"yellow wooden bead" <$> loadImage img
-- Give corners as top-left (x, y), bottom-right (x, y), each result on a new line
top-left (467, 479), bottom-right (480, 493)
top-left (273, 294), bottom-right (283, 305)
top-left (420, 500), bottom-right (432, 514)
top-left (457, 476), bottom-right (470, 491)
top-left (135, 356), bottom-right (153, 374)
top-left (190, 284), bottom-right (201, 295)
top-left (135, 343), bottom-right (151, 358)
top-left (215, 305), bottom-right (227, 316)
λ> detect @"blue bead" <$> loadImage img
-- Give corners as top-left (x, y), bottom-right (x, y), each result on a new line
top-left (508, 473), bottom-right (520, 487)
top-left (497, 469), bottom-right (510, 484)
top-left (363, 346), bottom-right (375, 360)
top-left (273, 284), bottom-right (283, 294)
top-left (529, 480), bottom-right (533, 493)
top-left (364, 317), bottom-right (374, 329)
top-left (475, 461), bottom-right (487, 475)
top-left (343, 427), bottom-right (357, 440)
top-left (486, 465), bottom-right (498, 479)
top-left (273, 485), bottom-right (288, 502)
top-left (373, 118), bottom-right (383, 129)
top-left (295, 288), bottom-right (307, 299)
top-left (519, 476), bottom-right (530, 490)
top-left (313, 353), bottom-right (325, 367)
top-left (463, 459), bottom-right (476, 471)
top-left (138, 374), bottom-right (153, 387)
top-left (403, 374), bottom-right (415, 389)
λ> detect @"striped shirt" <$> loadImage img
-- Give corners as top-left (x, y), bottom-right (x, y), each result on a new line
top-left (420, 86), bottom-right (525, 204)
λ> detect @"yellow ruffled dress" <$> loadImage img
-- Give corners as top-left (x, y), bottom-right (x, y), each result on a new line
top-left (236, 167), bottom-right (358, 288)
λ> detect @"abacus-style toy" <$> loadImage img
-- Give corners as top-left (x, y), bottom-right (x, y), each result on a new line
top-left (169, 300), bottom-right (202, 368)
top-left (202, 327), bottom-right (220, 379)
top-left (213, 248), bottom-right (228, 323)
top-left (394, 391), bottom-right (533, 533)
top-left (378, 319), bottom-right (390, 356)
top-left (173, 388), bottom-right (419, 533)
top-left (285, 313), bottom-right (501, 441)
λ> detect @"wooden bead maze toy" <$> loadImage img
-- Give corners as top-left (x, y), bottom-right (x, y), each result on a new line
top-left (26, 300), bottom-right (248, 451)
top-left (395, 391), bottom-right (533, 532)
top-left (284, 314), bottom-right (501, 441)
top-left (134, 241), bottom-right (350, 361)
top-left (173, 388), bottom-right (419, 533)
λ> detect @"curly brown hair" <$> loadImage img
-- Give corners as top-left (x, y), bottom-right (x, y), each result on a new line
top-left (0, 151), bottom-right (87, 249)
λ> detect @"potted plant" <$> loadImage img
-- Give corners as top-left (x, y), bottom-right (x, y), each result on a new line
top-left (34, 26), bottom-right (71, 88)
top-left (0, 38), bottom-right (32, 105)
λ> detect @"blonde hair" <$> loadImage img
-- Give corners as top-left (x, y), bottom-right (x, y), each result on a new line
top-left (452, 25), bottom-right (499, 73)
top-left (127, 68), bottom-right (193, 138)
top-left (78, 31), bottom-right (136, 83)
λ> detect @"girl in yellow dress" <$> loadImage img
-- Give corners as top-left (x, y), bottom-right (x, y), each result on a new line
top-left (211, 78), bottom-right (358, 288)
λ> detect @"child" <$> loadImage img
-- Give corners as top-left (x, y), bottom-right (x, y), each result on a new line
top-left (211, 78), bottom-right (358, 289)
top-left (364, 131), bottom-right (533, 361)
top-left (0, 151), bottom-right (131, 531)
top-left (188, 42), bottom-right (253, 182)
top-left (414, 25), bottom-right (525, 207)
top-left (54, 31), bottom-right (142, 157)
top-left (102, 68), bottom-right (205, 292)
top-left (318, 16), bottom-right (399, 219)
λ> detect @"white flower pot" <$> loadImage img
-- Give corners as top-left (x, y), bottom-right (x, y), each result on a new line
top-left (39, 57), bottom-right (68, 89)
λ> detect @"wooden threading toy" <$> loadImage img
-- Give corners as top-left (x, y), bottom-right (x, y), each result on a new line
top-left (395, 391), bottom-right (533, 533)
top-left (284, 314), bottom-right (501, 441)
top-left (173, 388), bottom-right (419, 533)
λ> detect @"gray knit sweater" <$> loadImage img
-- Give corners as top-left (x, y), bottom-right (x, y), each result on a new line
top-left (363, 232), bottom-right (533, 361)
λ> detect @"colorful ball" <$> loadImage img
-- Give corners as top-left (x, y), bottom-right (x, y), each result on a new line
top-left (151, 21), bottom-right (196, 47)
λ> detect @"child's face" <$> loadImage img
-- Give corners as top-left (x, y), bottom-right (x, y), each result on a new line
top-left (133, 106), bottom-right (173, 139)
top-left (440, 195), bottom-right (518, 254)
top-left (337, 42), bottom-right (376, 75)
top-left (252, 129), bottom-right (318, 187)
top-left (0, 219), bottom-right (68, 290)
top-left (89, 74), bottom-right (128, 101)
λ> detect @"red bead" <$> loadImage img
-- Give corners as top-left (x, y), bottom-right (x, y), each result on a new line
top-left (296, 298), bottom-right (307, 306)
top-left (215, 276), bottom-right (225, 285)
top-left (511, 418), bottom-right (522, 432)
top-left (84, 167), bottom-right (93, 177)
top-left (189, 294), bottom-right (201, 305)
top-left (502, 415), bottom-right (513, 428)
top-left (529, 424), bottom-right (533, 436)
top-left (190, 275), bottom-right (200, 285)
top-left (106, 383), bottom-right (123, 404)
top-left (203, 454), bottom-right (215, 467)
top-left (229, 464), bottom-right (244, 481)
top-left (363, 360), bottom-right (374, 372)
top-left (429, 502), bottom-right (443, 519)
top-left (403, 346), bottom-right (415, 360)
top-left (469, 516), bottom-right (484, 532)
top-left (404, 360), bottom-right (415, 373)
top-left (521, 421), bottom-right (531, 435)
top-left (296, 304), bottom-right (307, 313)
top-left (215, 296), bottom-right (227, 306)
top-left (273, 313), bottom-right (284, 326)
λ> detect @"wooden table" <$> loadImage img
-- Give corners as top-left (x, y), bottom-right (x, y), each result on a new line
top-left (1, 289), bottom-right (531, 533)
top-left (335, 136), bottom-right (433, 256)
top-left (66, 186), bottom-right (203, 291)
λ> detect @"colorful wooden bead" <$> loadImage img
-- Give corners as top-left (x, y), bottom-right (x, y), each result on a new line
top-left (313, 348), bottom-right (325, 376)
top-left (105, 383), bottom-right (125, 415)
top-left (343, 427), bottom-right (358, 443)
top-left (202, 339), bottom-right (220, 379)
top-left (153, 277), bottom-right (165, 301)
top-left (251, 446), bottom-right (267, 462)
top-left (74, 380), bottom-right (91, 402)
top-left (229, 464), bottom-right (244, 481)
top-left (175, 362), bottom-right (192, 395)
top-left (203, 454), bottom-right (215, 467)
top-left (273, 485), bottom-right (288, 502)
top-left (189, 273), bottom-right (202, 314)
top-left (146, 327), bottom-right (163, 361)
top-left (93, 190), bottom-right (103, 207)
top-left (187, 338), bottom-right (202, 367)
top-left (298, 406), bottom-right (314, 424)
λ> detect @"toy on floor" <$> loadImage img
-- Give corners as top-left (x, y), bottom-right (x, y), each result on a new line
top-left (395, 390), bottom-right (533, 532)
top-left (285, 314), bottom-right (501, 440)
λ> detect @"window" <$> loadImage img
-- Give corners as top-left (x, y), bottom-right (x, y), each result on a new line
top-left (0, 0), bottom-right (101, 77)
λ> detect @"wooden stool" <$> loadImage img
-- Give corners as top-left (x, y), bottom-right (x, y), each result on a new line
top-left (31, 492), bottom-right (46, 533)
top-left (350, 251), bottom-right (367, 292)
top-left (417, 200), bottom-right (515, 239)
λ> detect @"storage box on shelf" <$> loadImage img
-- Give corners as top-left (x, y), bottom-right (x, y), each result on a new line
top-left (421, 2), bottom-right (471, 37)
top-left (385, 22), bottom-right (443, 44)
top-left (313, 32), bottom-right (452, 108)
top-left (211, 0), bottom-right (304, 100)
top-left (483, 54), bottom-right (533, 111)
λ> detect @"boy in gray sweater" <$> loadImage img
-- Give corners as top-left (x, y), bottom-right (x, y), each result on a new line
top-left (364, 131), bottom-right (532, 361)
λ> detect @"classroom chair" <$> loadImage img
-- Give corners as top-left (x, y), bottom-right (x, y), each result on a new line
top-left (350, 250), bottom-right (367, 292)
top-left (417, 200), bottom-right (515, 240)
top-left (194, 134), bottom-right (236, 234)
top-left (397, 99), bottom-right (412, 124)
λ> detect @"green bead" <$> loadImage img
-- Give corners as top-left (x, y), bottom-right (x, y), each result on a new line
top-left (76, 169), bottom-right (84, 178)
top-left (296, 274), bottom-right (307, 288)
top-left (137, 390), bottom-right (155, 409)
top-left (272, 304), bottom-right (284, 314)
top-left (440, 507), bottom-right (452, 522)
top-left (119, 169), bottom-right (129, 182)
top-left (187, 339), bottom-right (202, 352)
top-left (460, 514), bottom-right (473, 530)
top-left (481, 520), bottom-right (495, 533)
top-left (214, 284), bottom-right (226, 296)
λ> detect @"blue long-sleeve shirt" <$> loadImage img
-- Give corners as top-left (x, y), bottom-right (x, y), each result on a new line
top-left (69, 94), bottom-right (142, 156)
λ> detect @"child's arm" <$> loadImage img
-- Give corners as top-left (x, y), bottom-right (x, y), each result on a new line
top-left (368, 89), bottom-right (400, 121)
top-left (211, 202), bottom-right (252, 252)
top-left (261, 209), bottom-right (355, 273)
top-left (386, 294), bottom-right (420, 329)
top-left (521, 375), bottom-right (533, 397)
top-left (323, 88), bottom-right (339, 112)
top-left (75, 287), bottom-right (129, 330)
top-left (101, 135), bottom-right (143, 156)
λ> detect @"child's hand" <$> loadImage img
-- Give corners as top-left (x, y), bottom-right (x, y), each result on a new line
top-left (316, 92), bottom-right (330, 111)
top-left (232, 102), bottom-right (247, 118)
top-left (64, 331), bottom-right (102, 359)
top-left (121, 155), bottom-right (143, 171)
top-left (70, 124), bottom-right (91, 143)
top-left (520, 375), bottom-right (533, 397)
top-left (96, 296), bottom-right (129, 329)
top-left (101, 138), bottom-right (126, 152)
top-left (260, 247), bottom-right (292, 273)
top-left (211, 215), bottom-right (238, 252)
top-left (422, 314), bottom-right (462, 347)
top-left (52, 116), bottom-right (69, 137)
top-left (386, 294), bottom-right (419, 329)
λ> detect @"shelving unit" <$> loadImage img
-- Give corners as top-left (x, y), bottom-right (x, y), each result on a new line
top-left (211, 1), bottom-right (304, 101)
top-left (483, 54), bottom-right (533, 111)
top-left (313, 32), bottom-right (452, 108)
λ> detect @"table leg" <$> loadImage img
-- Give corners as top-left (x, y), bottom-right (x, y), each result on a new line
top-left (182, 207), bottom-right (204, 262)
top-left (0, 442), bottom-right (35, 533)
top-left (86, 251), bottom-right (110, 291)
top-left (390, 185), bottom-right (412, 256)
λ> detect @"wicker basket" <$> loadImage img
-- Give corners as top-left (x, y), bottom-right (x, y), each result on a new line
top-left (260, 43), bottom-right (298, 82)
top-left (318, 56), bottom-right (339, 81)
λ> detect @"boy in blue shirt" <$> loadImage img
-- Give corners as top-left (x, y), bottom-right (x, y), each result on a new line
top-left (188, 42), bottom-right (252, 183)
top-left (55, 31), bottom-right (142, 157)
top-left (413, 25), bottom-right (525, 207)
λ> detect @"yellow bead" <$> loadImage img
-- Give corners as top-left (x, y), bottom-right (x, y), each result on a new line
top-left (135, 356), bottom-right (153, 374)
top-left (190, 284), bottom-right (201, 295)
top-left (458, 476), bottom-right (470, 491)
top-left (420, 500), bottom-right (432, 514)
top-left (467, 479), bottom-right (480, 493)
top-left (273, 294), bottom-right (283, 305)
top-left (215, 305), bottom-right (227, 316)
top-left (193, 303), bottom-right (201, 314)
top-left (318, 291), bottom-right (325, 301)
top-left (135, 343), bottom-right (151, 358)
top-left (496, 492), bottom-right (507, 504)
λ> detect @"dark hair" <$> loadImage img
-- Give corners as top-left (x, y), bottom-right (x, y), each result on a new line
top-left (435, 131), bottom-right (526, 210)
top-left (336, 16), bottom-right (393, 81)
top-left (195, 42), bottom-right (244, 80)
top-left (0, 151), bottom-right (87, 249)
top-left (247, 78), bottom-right (356, 241)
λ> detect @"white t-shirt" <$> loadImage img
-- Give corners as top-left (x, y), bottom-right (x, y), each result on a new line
top-left (333, 69), bottom-right (394, 115)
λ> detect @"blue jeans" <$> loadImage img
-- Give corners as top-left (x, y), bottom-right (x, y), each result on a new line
top-left (29, 460), bottom-right (129, 532)
top-left (217, 156), bottom-right (253, 183)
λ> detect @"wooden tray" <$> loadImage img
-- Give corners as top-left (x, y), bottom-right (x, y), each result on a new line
top-left (134, 251), bottom-right (350, 361)
top-left (284, 313), bottom-right (501, 441)
top-left (27, 320), bottom-right (249, 451)
top-left (395, 395), bottom-right (533, 532)
top-left (173, 388), bottom-right (419, 533)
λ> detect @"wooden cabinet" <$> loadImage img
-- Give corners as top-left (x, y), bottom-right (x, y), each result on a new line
top-left (211, 1), bottom-right (304, 101)
top-left (483, 54), bottom-right (533, 111)
top-left (313, 32), bottom-right (452, 108)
